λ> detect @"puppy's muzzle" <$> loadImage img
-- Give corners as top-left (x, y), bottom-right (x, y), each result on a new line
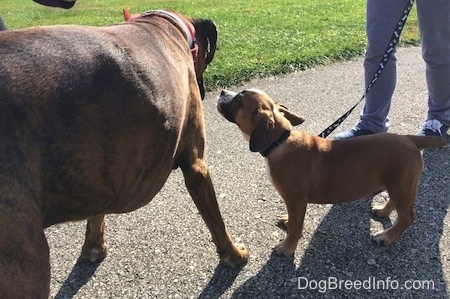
top-left (217, 90), bottom-right (238, 123)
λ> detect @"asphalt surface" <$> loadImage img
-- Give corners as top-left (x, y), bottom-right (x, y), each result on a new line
top-left (46, 46), bottom-right (450, 299)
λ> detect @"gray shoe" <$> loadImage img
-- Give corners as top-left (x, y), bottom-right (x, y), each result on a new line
top-left (416, 119), bottom-right (449, 137)
top-left (334, 127), bottom-right (375, 140)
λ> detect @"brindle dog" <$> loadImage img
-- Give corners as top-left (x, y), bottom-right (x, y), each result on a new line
top-left (0, 10), bottom-right (248, 298)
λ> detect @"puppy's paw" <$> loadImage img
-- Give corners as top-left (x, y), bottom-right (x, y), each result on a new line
top-left (372, 198), bottom-right (395, 218)
top-left (371, 231), bottom-right (394, 247)
top-left (371, 207), bottom-right (391, 218)
top-left (219, 243), bottom-right (249, 268)
top-left (276, 214), bottom-right (289, 230)
top-left (273, 240), bottom-right (295, 257)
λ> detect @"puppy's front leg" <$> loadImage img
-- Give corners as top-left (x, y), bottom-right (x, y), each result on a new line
top-left (274, 199), bottom-right (307, 256)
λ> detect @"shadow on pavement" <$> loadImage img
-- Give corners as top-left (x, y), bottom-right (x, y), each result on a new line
top-left (54, 260), bottom-right (102, 299)
top-left (199, 263), bottom-right (245, 299)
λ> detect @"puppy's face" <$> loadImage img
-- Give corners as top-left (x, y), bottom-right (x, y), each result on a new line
top-left (217, 89), bottom-right (305, 152)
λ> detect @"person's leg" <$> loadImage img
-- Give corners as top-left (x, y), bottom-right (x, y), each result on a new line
top-left (335, 0), bottom-right (410, 139)
top-left (0, 16), bottom-right (7, 31)
top-left (416, 0), bottom-right (450, 136)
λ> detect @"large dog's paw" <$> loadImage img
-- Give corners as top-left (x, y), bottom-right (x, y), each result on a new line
top-left (273, 239), bottom-right (295, 257)
top-left (220, 243), bottom-right (249, 268)
top-left (79, 243), bottom-right (108, 262)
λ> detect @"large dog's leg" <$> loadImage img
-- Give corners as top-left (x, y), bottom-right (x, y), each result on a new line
top-left (0, 213), bottom-right (50, 298)
top-left (180, 158), bottom-right (248, 268)
top-left (79, 214), bottom-right (108, 262)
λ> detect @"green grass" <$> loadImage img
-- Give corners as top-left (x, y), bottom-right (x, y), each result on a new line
top-left (0, 0), bottom-right (419, 90)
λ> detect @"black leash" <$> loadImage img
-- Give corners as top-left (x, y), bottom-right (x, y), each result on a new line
top-left (318, 0), bottom-right (415, 138)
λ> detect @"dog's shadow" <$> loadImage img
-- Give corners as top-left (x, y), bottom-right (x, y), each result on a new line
top-left (202, 143), bottom-right (450, 298)
top-left (54, 260), bottom-right (102, 299)
top-left (198, 263), bottom-right (246, 298)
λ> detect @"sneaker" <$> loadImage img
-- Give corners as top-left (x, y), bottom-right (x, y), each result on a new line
top-left (334, 127), bottom-right (375, 140)
top-left (417, 119), bottom-right (449, 136)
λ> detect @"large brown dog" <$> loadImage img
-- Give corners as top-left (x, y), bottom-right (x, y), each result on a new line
top-left (0, 10), bottom-right (248, 298)
top-left (217, 89), bottom-right (447, 256)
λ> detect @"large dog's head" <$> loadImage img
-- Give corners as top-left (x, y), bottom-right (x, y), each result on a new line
top-left (192, 19), bottom-right (217, 99)
top-left (217, 89), bottom-right (305, 153)
top-left (123, 10), bottom-right (217, 100)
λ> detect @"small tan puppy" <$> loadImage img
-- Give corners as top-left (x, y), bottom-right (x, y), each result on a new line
top-left (217, 89), bottom-right (447, 256)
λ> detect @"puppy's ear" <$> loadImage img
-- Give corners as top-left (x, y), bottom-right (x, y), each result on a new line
top-left (249, 109), bottom-right (275, 152)
top-left (278, 105), bottom-right (305, 126)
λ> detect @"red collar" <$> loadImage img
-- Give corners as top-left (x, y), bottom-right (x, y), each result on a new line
top-left (123, 9), bottom-right (198, 65)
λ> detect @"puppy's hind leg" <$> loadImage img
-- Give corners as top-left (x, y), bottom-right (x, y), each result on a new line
top-left (277, 214), bottom-right (289, 231)
top-left (372, 186), bottom-right (417, 246)
top-left (372, 197), bottom-right (395, 218)
top-left (274, 199), bottom-right (307, 256)
top-left (79, 214), bottom-right (108, 262)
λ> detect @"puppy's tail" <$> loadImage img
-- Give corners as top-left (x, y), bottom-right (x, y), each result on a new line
top-left (406, 135), bottom-right (447, 149)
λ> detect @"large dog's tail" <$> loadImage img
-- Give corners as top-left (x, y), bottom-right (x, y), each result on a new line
top-left (406, 135), bottom-right (447, 149)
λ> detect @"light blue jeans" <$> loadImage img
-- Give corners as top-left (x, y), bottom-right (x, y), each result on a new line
top-left (358, 0), bottom-right (450, 133)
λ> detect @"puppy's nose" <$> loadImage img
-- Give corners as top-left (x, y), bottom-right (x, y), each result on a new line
top-left (220, 89), bottom-right (231, 97)
top-left (220, 90), bottom-right (236, 99)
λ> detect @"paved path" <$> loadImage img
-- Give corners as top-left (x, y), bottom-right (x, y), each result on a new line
top-left (47, 46), bottom-right (450, 298)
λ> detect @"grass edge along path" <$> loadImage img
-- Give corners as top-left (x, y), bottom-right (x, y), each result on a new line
top-left (0, 0), bottom-right (419, 90)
